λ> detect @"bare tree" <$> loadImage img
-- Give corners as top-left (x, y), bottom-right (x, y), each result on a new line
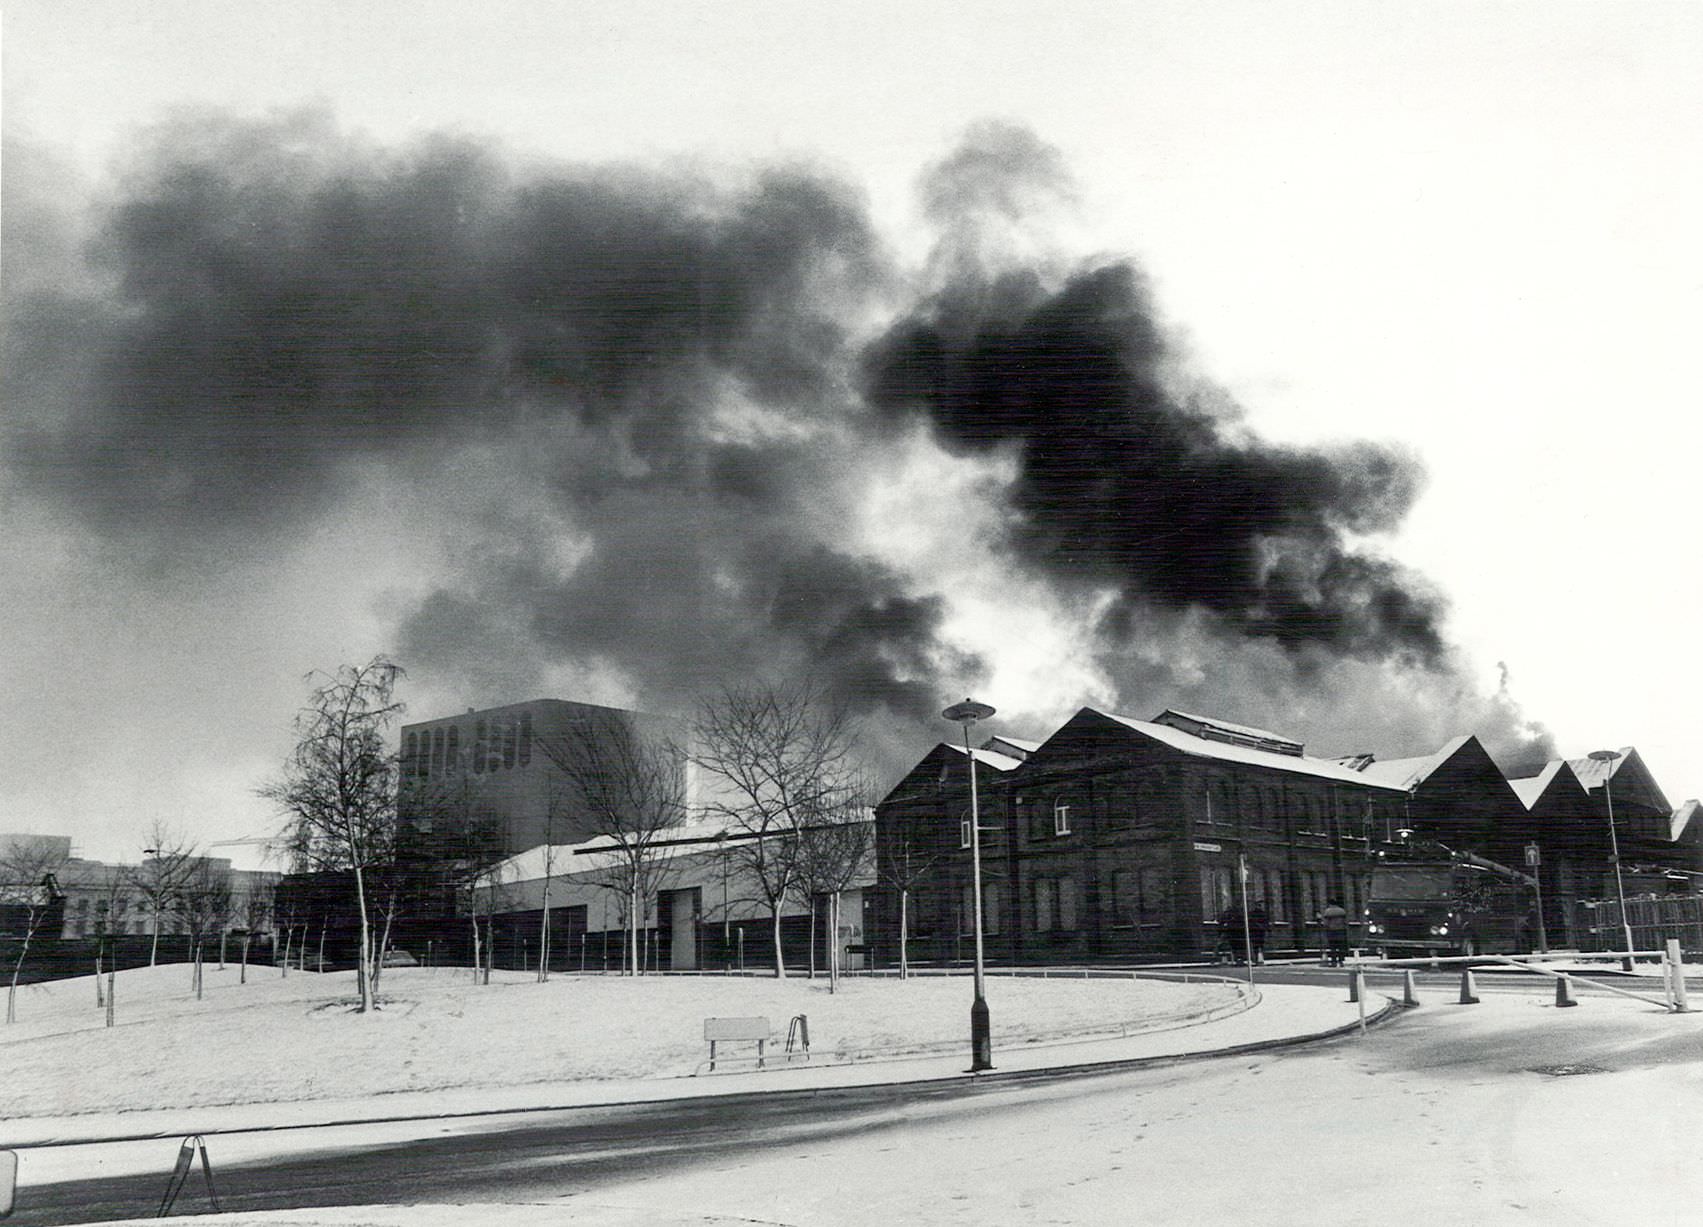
top-left (131, 823), bottom-right (197, 967)
top-left (240, 887), bottom-right (271, 984)
top-left (537, 708), bottom-right (688, 976)
top-left (691, 684), bottom-right (863, 978)
top-left (878, 815), bottom-right (945, 980)
top-left (261, 656), bottom-right (405, 1014)
top-left (1, 836), bottom-right (69, 1024)
top-left (788, 811), bottom-right (872, 992)
top-left (177, 860), bottom-right (233, 999)
top-left (89, 866), bottom-right (131, 1010)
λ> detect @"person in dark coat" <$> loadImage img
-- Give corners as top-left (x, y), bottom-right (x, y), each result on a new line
top-left (1216, 904), bottom-right (1245, 963)
top-left (1319, 900), bottom-right (1349, 966)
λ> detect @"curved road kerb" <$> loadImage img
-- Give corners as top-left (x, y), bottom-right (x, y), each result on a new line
top-left (3, 982), bottom-right (1397, 1150)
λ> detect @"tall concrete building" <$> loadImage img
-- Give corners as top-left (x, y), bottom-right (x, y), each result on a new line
top-left (397, 699), bottom-right (687, 856)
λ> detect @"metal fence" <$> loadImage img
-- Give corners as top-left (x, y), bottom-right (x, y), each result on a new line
top-left (1572, 893), bottom-right (1703, 955)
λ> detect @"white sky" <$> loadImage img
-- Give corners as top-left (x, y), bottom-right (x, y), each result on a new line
top-left (4, 1), bottom-right (1701, 864)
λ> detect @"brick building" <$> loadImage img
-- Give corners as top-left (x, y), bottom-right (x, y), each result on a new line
top-left (875, 706), bottom-right (1699, 967)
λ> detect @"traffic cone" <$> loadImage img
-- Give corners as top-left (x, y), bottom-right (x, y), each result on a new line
top-left (1555, 974), bottom-right (1578, 1008)
top-left (1347, 969), bottom-right (1361, 1002)
top-left (1458, 969), bottom-right (1479, 1005)
top-left (1403, 970), bottom-right (1420, 1006)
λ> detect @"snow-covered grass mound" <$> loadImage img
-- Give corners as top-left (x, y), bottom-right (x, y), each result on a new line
top-left (0, 963), bottom-right (1240, 1117)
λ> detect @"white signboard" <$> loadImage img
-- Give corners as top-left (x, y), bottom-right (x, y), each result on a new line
top-left (1193, 841), bottom-right (1221, 853)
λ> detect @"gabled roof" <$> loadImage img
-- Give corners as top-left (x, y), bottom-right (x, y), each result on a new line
top-left (1567, 747), bottom-right (1631, 792)
top-left (1565, 747), bottom-right (1671, 814)
top-left (1087, 709), bottom-right (1407, 791)
top-left (1508, 759), bottom-right (1570, 810)
top-left (1349, 735), bottom-right (1474, 792)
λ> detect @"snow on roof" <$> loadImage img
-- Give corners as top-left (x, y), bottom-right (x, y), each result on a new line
top-left (1673, 799), bottom-right (1700, 842)
top-left (1154, 708), bottom-right (1296, 747)
top-left (1158, 708), bottom-right (1301, 756)
top-left (986, 734), bottom-right (1042, 754)
top-left (1095, 710), bottom-right (1409, 791)
top-left (1566, 748), bottom-right (1630, 791)
top-left (1508, 760), bottom-right (1569, 810)
top-left (1345, 735), bottom-right (1473, 792)
top-left (943, 742), bottom-right (1025, 772)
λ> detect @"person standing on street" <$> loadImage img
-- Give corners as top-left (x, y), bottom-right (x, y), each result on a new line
top-left (1320, 900), bottom-right (1349, 966)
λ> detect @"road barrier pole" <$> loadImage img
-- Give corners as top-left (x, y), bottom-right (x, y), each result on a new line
top-left (1402, 970), bottom-right (1419, 1007)
top-left (1667, 939), bottom-right (1689, 1013)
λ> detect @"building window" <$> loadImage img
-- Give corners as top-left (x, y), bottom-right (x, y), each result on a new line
top-left (446, 725), bottom-right (460, 771)
top-left (1200, 866), bottom-right (1234, 921)
top-left (1025, 796), bottom-right (1049, 843)
top-left (1034, 879), bottom-right (1057, 932)
top-left (960, 811), bottom-right (973, 849)
top-left (1053, 800), bottom-right (1072, 836)
top-left (473, 720), bottom-right (487, 774)
top-left (1265, 870), bottom-right (1286, 923)
top-left (1058, 878), bottom-right (1080, 931)
top-left (984, 881), bottom-right (1004, 936)
top-left (1111, 870), bottom-right (1140, 928)
top-left (519, 712), bottom-right (533, 766)
top-left (1207, 779), bottom-right (1232, 826)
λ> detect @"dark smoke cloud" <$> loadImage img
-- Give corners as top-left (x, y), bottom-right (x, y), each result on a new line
top-left (865, 261), bottom-right (1446, 664)
top-left (4, 110), bottom-right (1552, 778)
top-left (2, 110), bottom-right (976, 729)
top-left (5, 110), bottom-right (880, 542)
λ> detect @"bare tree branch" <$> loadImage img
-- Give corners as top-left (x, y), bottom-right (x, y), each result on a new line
top-left (259, 655), bottom-right (405, 1013)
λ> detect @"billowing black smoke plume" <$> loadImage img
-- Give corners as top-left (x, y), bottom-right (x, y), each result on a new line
top-left (3, 112), bottom-right (1551, 773)
top-left (865, 263), bottom-right (1445, 664)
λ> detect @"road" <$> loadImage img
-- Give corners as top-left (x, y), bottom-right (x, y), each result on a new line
top-left (8, 985), bottom-right (1701, 1226)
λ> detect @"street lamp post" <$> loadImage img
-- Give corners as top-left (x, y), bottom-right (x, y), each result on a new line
top-left (943, 698), bottom-right (996, 1073)
top-left (1589, 750), bottom-right (1636, 968)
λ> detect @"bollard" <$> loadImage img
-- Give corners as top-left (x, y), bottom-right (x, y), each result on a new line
top-left (1458, 969), bottom-right (1479, 1005)
top-left (1666, 939), bottom-right (1689, 1013)
top-left (1402, 969), bottom-right (1420, 1007)
top-left (1347, 968), bottom-right (1361, 1003)
top-left (1554, 974), bottom-right (1578, 1008)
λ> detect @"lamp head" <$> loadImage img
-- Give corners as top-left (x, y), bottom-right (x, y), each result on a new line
top-left (942, 699), bottom-right (996, 725)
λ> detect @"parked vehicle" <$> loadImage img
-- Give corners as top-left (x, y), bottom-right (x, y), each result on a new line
top-left (1365, 847), bottom-right (1535, 958)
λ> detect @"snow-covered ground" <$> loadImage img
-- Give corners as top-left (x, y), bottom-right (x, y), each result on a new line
top-left (0, 962), bottom-right (1239, 1118)
top-left (6, 962), bottom-right (1701, 1225)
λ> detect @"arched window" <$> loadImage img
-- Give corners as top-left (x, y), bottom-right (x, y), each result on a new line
top-left (445, 725), bottom-right (459, 771)
top-left (405, 733), bottom-right (418, 777)
top-left (518, 712), bottom-right (533, 766)
top-left (503, 719), bottom-right (518, 769)
top-left (473, 721), bottom-right (487, 774)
